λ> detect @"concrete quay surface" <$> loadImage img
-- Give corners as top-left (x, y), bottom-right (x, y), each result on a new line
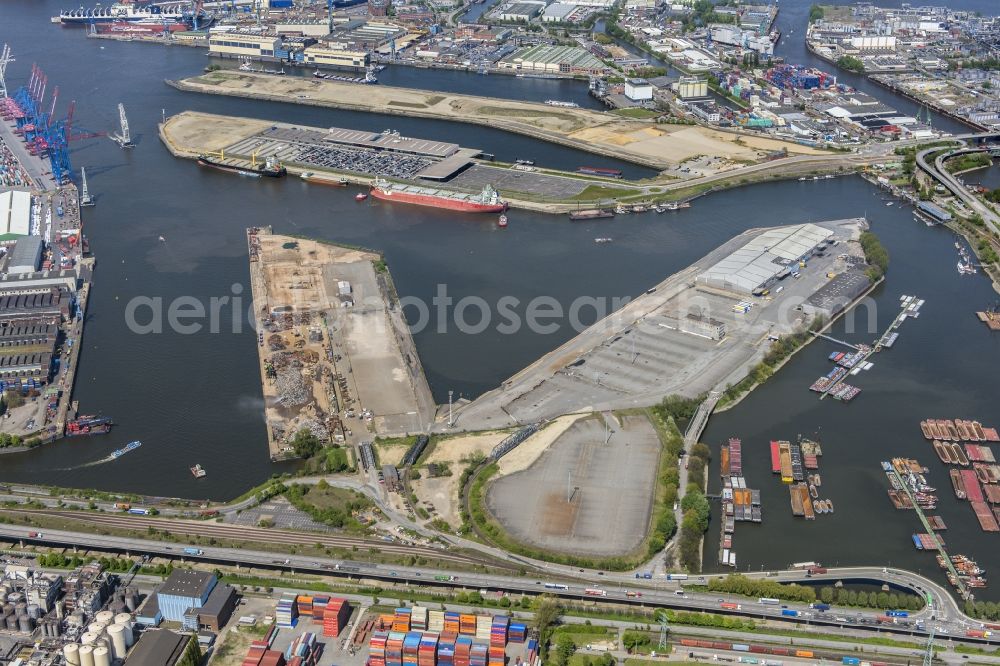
top-left (449, 218), bottom-right (868, 430)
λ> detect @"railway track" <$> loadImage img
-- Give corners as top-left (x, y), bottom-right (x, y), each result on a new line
top-left (6, 509), bottom-right (507, 569)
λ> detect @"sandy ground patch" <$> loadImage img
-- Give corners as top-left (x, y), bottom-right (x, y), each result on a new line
top-left (162, 111), bottom-right (271, 154)
top-left (409, 430), bottom-right (510, 528)
top-left (497, 414), bottom-right (584, 477)
top-left (177, 74), bottom-right (824, 170)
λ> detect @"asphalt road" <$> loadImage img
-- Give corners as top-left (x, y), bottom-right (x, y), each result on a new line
top-left (1, 523), bottom-right (995, 649)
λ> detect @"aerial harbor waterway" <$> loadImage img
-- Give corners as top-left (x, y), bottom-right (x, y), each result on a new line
top-left (0, 0), bottom-right (998, 600)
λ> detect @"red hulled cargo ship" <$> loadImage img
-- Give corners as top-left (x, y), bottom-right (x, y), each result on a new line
top-left (370, 178), bottom-right (506, 213)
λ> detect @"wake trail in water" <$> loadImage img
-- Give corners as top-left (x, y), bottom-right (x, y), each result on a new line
top-left (56, 455), bottom-right (117, 471)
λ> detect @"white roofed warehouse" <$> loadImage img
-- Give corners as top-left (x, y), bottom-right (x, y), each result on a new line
top-left (696, 223), bottom-right (833, 295)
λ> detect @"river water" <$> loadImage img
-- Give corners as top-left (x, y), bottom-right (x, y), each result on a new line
top-left (1, 1), bottom-right (998, 597)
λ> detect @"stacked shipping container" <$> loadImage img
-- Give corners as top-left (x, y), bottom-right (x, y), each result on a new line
top-left (370, 631), bottom-right (388, 666)
top-left (507, 623), bottom-right (526, 644)
top-left (322, 598), bottom-right (351, 637)
top-left (411, 607), bottom-right (428, 632)
top-left (428, 610), bottom-right (445, 633)
top-left (456, 635), bottom-right (473, 666)
top-left (285, 632), bottom-right (321, 666)
top-left (475, 616), bottom-right (491, 642)
top-left (490, 616), bottom-right (508, 647)
top-left (387, 631), bottom-right (406, 666)
top-left (276, 593), bottom-right (298, 628)
top-left (418, 634), bottom-right (438, 666)
top-left (393, 608), bottom-right (412, 633)
top-left (243, 645), bottom-right (287, 666)
top-left (403, 632), bottom-right (421, 666)
top-left (444, 612), bottom-right (460, 635)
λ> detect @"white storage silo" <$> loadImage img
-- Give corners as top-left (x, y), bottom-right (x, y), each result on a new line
top-left (87, 621), bottom-right (107, 636)
top-left (107, 623), bottom-right (127, 659)
top-left (93, 645), bottom-right (111, 666)
top-left (63, 643), bottom-right (81, 666)
top-left (78, 644), bottom-right (95, 666)
top-left (80, 631), bottom-right (98, 645)
top-left (113, 612), bottom-right (135, 646)
top-left (95, 610), bottom-right (115, 625)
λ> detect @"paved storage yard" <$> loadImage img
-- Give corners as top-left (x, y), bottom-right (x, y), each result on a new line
top-left (453, 218), bottom-right (870, 429)
top-left (449, 164), bottom-right (597, 199)
top-left (486, 413), bottom-right (660, 557)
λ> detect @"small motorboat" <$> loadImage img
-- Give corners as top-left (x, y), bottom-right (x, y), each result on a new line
top-left (355, 192), bottom-right (368, 201)
top-left (594, 237), bottom-right (613, 244)
top-left (498, 214), bottom-right (508, 228)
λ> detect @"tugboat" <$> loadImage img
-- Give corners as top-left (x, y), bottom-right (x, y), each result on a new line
top-left (191, 464), bottom-right (207, 478)
top-left (498, 213), bottom-right (508, 228)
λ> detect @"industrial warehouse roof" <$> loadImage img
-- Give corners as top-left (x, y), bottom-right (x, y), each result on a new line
top-left (542, 3), bottom-right (577, 19)
top-left (123, 629), bottom-right (191, 666)
top-left (0, 190), bottom-right (31, 240)
top-left (697, 223), bottom-right (832, 294)
top-left (503, 44), bottom-right (605, 71)
top-left (7, 236), bottom-right (43, 274)
top-left (159, 570), bottom-right (216, 600)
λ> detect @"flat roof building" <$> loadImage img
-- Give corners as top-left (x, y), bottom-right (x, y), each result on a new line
top-left (625, 78), bottom-right (653, 101)
top-left (188, 582), bottom-right (238, 632)
top-left (208, 32), bottom-right (282, 59)
top-left (0, 190), bottom-right (31, 241)
top-left (541, 3), bottom-right (577, 22)
top-left (494, 1), bottom-right (545, 21)
top-left (124, 629), bottom-right (198, 666)
top-left (499, 44), bottom-right (608, 75)
top-left (7, 236), bottom-right (43, 275)
top-left (157, 570), bottom-right (217, 627)
top-left (697, 223), bottom-right (833, 295)
top-left (303, 44), bottom-right (369, 68)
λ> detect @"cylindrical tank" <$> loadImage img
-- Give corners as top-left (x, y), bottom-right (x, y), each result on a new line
top-left (93, 646), bottom-right (111, 666)
top-left (81, 631), bottom-right (98, 645)
top-left (4, 616), bottom-right (16, 631)
top-left (63, 643), bottom-right (81, 666)
top-left (78, 644), bottom-right (95, 666)
top-left (17, 615), bottom-right (33, 633)
top-left (26, 603), bottom-right (40, 619)
top-left (107, 624), bottom-right (127, 659)
top-left (56, 600), bottom-right (65, 619)
top-left (87, 621), bottom-right (107, 636)
top-left (114, 613), bottom-right (134, 646)
top-left (95, 610), bottom-right (115, 624)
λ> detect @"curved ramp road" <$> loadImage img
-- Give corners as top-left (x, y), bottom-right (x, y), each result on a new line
top-left (1, 524), bottom-right (996, 647)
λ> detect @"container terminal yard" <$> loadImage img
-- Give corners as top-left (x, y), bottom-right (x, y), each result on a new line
top-left (246, 227), bottom-right (434, 460)
top-left (0, 65), bottom-right (97, 450)
top-left (452, 218), bottom-right (874, 430)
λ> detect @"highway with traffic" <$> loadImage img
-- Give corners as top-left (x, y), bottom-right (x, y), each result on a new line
top-left (1, 522), bottom-right (996, 650)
